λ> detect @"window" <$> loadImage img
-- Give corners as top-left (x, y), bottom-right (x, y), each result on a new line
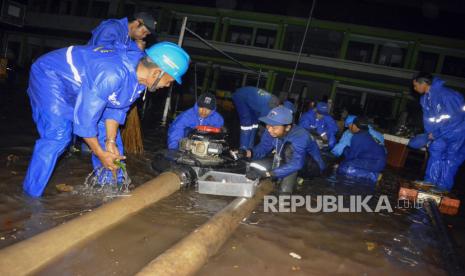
top-left (75, 0), bottom-right (89, 16)
top-left (375, 44), bottom-right (406, 68)
top-left (30, 0), bottom-right (47, 13)
top-left (415, 51), bottom-right (438, 73)
top-left (227, 26), bottom-right (253, 46)
top-left (187, 21), bottom-right (215, 40)
top-left (441, 56), bottom-right (465, 78)
top-left (346, 41), bottom-right (374, 63)
top-left (283, 26), bottom-right (343, 57)
top-left (254, 29), bottom-right (276, 49)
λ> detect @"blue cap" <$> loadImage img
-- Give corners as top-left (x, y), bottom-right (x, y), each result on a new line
top-left (344, 115), bottom-right (357, 127)
top-left (259, 106), bottom-right (293, 126)
top-left (283, 100), bottom-right (296, 113)
top-left (316, 102), bottom-right (329, 115)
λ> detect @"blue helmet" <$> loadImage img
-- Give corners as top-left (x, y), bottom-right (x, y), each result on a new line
top-left (344, 115), bottom-right (357, 127)
top-left (145, 42), bottom-right (190, 84)
top-left (316, 102), bottom-right (329, 115)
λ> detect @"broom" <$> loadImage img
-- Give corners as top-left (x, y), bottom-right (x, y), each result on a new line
top-left (121, 104), bottom-right (144, 154)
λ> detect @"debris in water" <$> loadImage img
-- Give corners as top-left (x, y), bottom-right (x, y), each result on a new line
top-left (56, 183), bottom-right (74, 192)
top-left (0, 237), bottom-right (5, 240)
top-left (289, 252), bottom-right (301, 259)
top-left (366, 242), bottom-right (376, 251)
top-left (291, 265), bottom-right (301, 271)
top-left (233, 265), bottom-right (239, 269)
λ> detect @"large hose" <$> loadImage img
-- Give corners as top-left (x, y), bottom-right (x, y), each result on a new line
top-left (0, 172), bottom-right (183, 276)
top-left (135, 179), bottom-right (274, 276)
top-left (423, 199), bottom-right (464, 276)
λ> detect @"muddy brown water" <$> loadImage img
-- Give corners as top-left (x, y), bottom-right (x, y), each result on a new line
top-left (0, 87), bottom-right (462, 275)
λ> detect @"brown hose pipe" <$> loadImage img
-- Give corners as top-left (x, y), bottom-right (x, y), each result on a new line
top-left (0, 172), bottom-right (182, 276)
top-left (136, 179), bottom-right (274, 276)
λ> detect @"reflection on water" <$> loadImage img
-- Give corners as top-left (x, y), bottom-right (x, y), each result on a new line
top-left (0, 135), bottom-right (451, 275)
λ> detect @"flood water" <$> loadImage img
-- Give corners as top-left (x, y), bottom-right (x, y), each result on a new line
top-left (1, 85), bottom-right (464, 275)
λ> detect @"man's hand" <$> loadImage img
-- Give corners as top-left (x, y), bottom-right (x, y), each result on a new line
top-left (246, 162), bottom-right (271, 180)
top-left (230, 149), bottom-right (251, 160)
top-left (105, 139), bottom-right (120, 156)
top-left (96, 150), bottom-right (126, 171)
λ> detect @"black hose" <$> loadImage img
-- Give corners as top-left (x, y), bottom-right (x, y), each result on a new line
top-left (424, 199), bottom-right (464, 276)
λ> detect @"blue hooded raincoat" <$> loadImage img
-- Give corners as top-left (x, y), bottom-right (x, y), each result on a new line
top-left (419, 77), bottom-right (465, 191)
top-left (232, 86), bottom-right (279, 149)
top-left (88, 17), bottom-right (141, 52)
top-left (24, 45), bottom-right (145, 197)
top-left (337, 130), bottom-right (387, 183)
top-left (167, 104), bottom-right (224, 149)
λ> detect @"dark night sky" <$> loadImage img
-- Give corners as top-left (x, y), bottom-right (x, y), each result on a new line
top-left (156, 0), bottom-right (465, 40)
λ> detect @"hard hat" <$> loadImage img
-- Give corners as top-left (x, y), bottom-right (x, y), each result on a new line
top-left (259, 106), bottom-right (293, 126)
top-left (344, 115), bottom-right (357, 127)
top-left (145, 42), bottom-right (190, 84)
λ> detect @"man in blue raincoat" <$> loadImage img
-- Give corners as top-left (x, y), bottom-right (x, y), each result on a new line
top-left (88, 12), bottom-right (156, 51)
top-left (243, 106), bottom-right (326, 193)
top-left (337, 117), bottom-right (386, 183)
top-left (167, 93), bottom-right (224, 149)
top-left (300, 102), bottom-right (339, 149)
top-left (412, 72), bottom-right (465, 191)
top-left (232, 86), bottom-right (280, 150)
top-left (331, 115), bottom-right (384, 157)
top-left (23, 42), bottom-right (190, 197)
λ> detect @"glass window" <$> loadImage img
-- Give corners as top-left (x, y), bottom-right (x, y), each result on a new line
top-left (441, 56), bottom-right (465, 78)
top-left (187, 21), bottom-right (215, 40)
top-left (227, 25), bottom-right (253, 46)
top-left (375, 44), bottom-right (406, 68)
top-left (346, 41), bottom-right (374, 63)
top-left (254, 29), bottom-right (276, 49)
top-left (30, 0), bottom-right (47, 13)
top-left (75, 0), bottom-right (89, 16)
top-left (282, 26), bottom-right (343, 57)
top-left (415, 51), bottom-right (438, 73)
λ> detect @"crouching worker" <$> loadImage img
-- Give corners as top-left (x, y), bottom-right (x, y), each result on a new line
top-left (241, 106), bottom-right (326, 194)
top-left (337, 117), bottom-right (386, 183)
top-left (23, 42), bottom-right (190, 197)
top-left (167, 93), bottom-right (224, 150)
top-left (331, 115), bottom-right (384, 157)
top-left (300, 102), bottom-right (339, 149)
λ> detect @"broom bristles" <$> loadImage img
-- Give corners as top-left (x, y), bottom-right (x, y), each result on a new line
top-left (122, 105), bottom-right (144, 154)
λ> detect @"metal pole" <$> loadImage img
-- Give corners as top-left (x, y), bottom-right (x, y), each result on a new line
top-left (288, 0), bottom-right (316, 97)
top-left (161, 17), bottom-right (188, 126)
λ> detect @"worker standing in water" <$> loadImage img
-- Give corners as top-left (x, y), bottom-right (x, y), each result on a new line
top-left (88, 11), bottom-right (156, 51)
top-left (300, 101), bottom-right (339, 149)
top-left (331, 115), bottom-right (384, 157)
top-left (411, 72), bottom-right (465, 191)
top-left (232, 86), bottom-right (280, 150)
top-left (238, 106), bottom-right (325, 194)
top-left (23, 42), bottom-right (190, 197)
top-left (337, 117), bottom-right (386, 183)
top-left (167, 93), bottom-right (224, 150)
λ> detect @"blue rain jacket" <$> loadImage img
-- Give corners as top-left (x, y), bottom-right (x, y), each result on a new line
top-left (232, 86), bottom-right (279, 149)
top-left (337, 130), bottom-right (386, 183)
top-left (315, 115), bottom-right (339, 149)
top-left (167, 103), bottom-right (224, 149)
top-left (252, 125), bottom-right (325, 178)
top-left (419, 77), bottom-right (465, 191)
top-left (331, 126), bottom-right (384, 156)
top-left (88, 17), bottom-right (141, 51)
top-left (298, 109), bottom-right (317, 131)
top-left (23, 45), bottom-right (145, 197)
